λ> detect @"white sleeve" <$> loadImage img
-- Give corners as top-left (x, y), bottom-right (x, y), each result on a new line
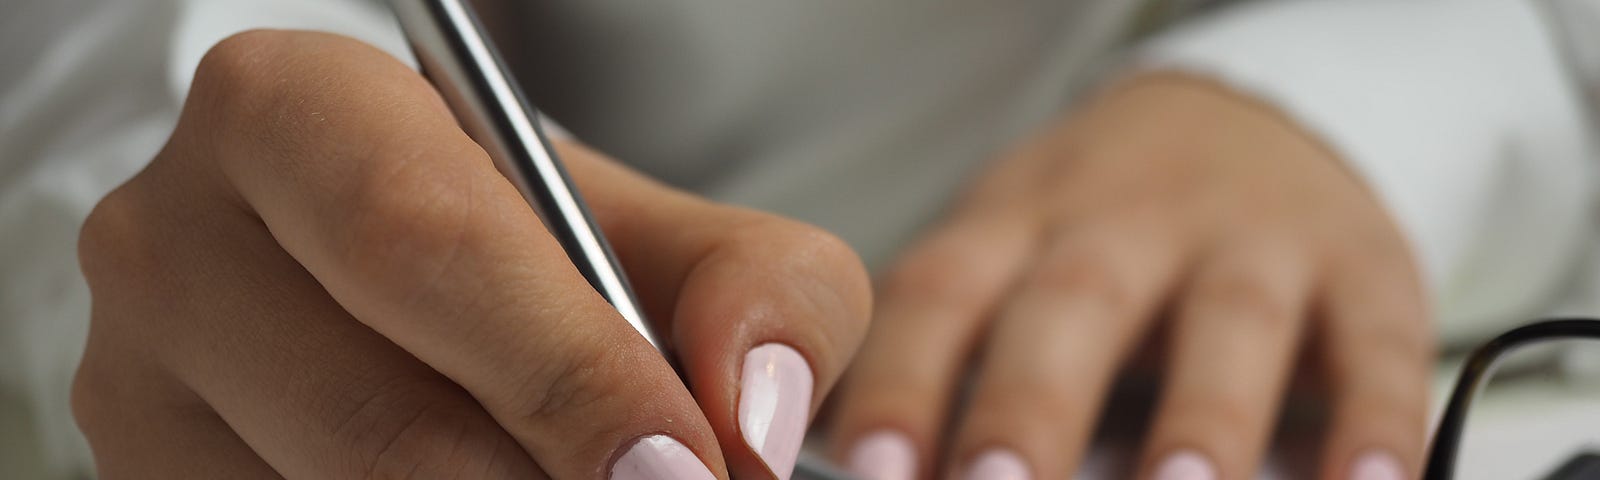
top-left (1132, 0), bottom-right (1600, 344)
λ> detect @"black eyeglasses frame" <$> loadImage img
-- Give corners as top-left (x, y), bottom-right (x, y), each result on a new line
top-left (1424, 318), bottom-right (1600, 480)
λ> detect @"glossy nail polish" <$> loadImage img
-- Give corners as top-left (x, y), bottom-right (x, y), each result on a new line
top-left (610, 435), bottom-right (717, 480)
top-left (962, 448), bottom-right (1031, 480)
top-left (846, 430), bottom-right (916, 480)
top-left (1151, 450), bottom-right (1217, 480)
top-left (739, 343), bottom-right (815, 480)
top-left (1349, 450), bottom-right (1404, 480)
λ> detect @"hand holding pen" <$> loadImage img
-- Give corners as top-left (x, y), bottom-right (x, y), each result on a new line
top-left (72, 27), bottom-right (869, 480)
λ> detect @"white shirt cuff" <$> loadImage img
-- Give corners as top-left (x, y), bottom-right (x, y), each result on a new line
top-left (1131, 0), bottom-right (1599, 341)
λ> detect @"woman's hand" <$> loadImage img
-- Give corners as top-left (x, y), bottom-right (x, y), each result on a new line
top-left (829, 74), bottom-right (1431, 480)
top-left (72, 30), bottom-right (870, 480)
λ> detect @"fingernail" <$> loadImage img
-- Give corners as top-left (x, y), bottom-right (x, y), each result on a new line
top-left (1349, 450), bottom-right (1404, 480)
top-left (847, 430), bottom-right (916, 480)
top-left (739, 343), bottom-right (815, 480)
top-left (1151, 450), bottom-right (1217, 480)
top-left (961, 448), bottom-right (1031, 480)
top-left (610, 435), bottom-right (717, 480)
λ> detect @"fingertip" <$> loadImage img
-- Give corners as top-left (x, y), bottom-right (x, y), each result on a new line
top-left (1345, 449), bottom-right (1405, 480)
top-left (958, 448), bottom-right (1032, 480)
top-left (653, 216), bottom-right (876, 480)
top-left (738, 343), bottom-right (815, 480)
top-left (610, 435), bottom-right (721, 480)
top-left (845, 429), bottom-right (917, 480)
top-left (1149, 449), bottom-right (1219, 480)
top-left (1319, 414), bottom-right (1424, 480)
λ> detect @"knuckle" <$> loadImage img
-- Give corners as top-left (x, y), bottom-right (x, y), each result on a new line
top-left (882, 254), bottom-right (973, 306)
top-left (190, 29), bottom-right (497, 303)
top-left (77, 186), bottom-right (138, 283)
top-left (970, 379), bottom-right (1090, 427)
top-left (193, 29), bottom-right (391, 109)
top-left (332, 378), bottom-right (516, 480)
top-left (520, 358), bottom-right (604, 424)
top-left (359, 405), bottom-right (495, 480)
top-left (1187, 273), bottom-right (1299, 334)
top-left (1335, 321), bottom-right (1433, 380)
top-left (727, 218), bottom-right (862, 275)
top-left (195, 29), bottom-right (278, 79)
top-left (190, 29), bottom-right (436, 160)
top-left (77, 182), bottom-right (163, 293)
top-left (1024, 243), bottom-right (1138, 318)
top-left (335, 156), bottom-right (481, 298)
top-left (503, 334), bottom-right (628, 443)
top-left (884, 234), bottom-right (1012, 310)
top-left (752, 219), bottom-right (871, 302)
top-left (780, 222), bottom-right (861, 270)
top-left (1331, 273), bottom-right (1433, 365)
top-left (1338, 265), bottom-right (1428, 318)
top-left (710, 216), bottom-right (873, 335)
top-left (190, 29), bottom-right (300, 118)
top-left (69, 343), bottom-right (167, 445)
top-left (1176, 394), bottom-right (1262, 441)
top-left (69, 360), bottom-right (112, 437)
top-left (77, 168), bottom-right (234, 329)
top-left (847, 367), bottom-right (940, 403)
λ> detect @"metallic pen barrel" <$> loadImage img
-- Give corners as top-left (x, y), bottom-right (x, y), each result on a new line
top-left (387, 0), bottom-right (666, 355)
top-left (388, 2), bottom-right (849, 478)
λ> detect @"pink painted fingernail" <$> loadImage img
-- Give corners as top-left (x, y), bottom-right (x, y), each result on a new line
top-left (962, 448), bottom-right (1031, 480)
top-left (739, 343), bottom-right (815, 480)
top-left (846, 430), bottom-right (916, 480)
top-left (609, 435), bottom-right (717, 480)
top-left (1152, 450), bottom-right (1217, 480)
top-left (1349, 450), bottom-right (1404, 480)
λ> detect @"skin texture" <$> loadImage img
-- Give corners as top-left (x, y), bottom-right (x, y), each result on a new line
top-left (72, 30), bottom-right (871, 480)
top-left (827, 74), bottom-right (1433, 480)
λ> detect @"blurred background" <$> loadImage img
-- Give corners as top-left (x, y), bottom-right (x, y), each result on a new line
top-left (3, 0), bottom-right (1597, 478)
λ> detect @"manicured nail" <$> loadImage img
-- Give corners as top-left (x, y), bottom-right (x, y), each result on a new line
top-left (962, 448), bottom-right (1031, 480)
top-left (610, 435), bottom-right (717, 480)
top-left (1349, 450), bottom-right (1404, 480)
top-left (847, 430), bottom-right (916, 480)
top-left (1151, 450), bottom-right (1217, 480)
top-left (739, 343), bottom-right (815, 480)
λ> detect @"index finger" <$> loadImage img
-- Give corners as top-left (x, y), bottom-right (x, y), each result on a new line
top-left (564, 137), bottom-right (874, 480)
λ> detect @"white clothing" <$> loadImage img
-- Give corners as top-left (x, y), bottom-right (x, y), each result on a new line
top-left (1, 0), bottom-right (1595, 477)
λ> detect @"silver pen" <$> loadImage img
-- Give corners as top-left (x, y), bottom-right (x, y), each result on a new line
top-left (387, 1), bottom-right (852, 478)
